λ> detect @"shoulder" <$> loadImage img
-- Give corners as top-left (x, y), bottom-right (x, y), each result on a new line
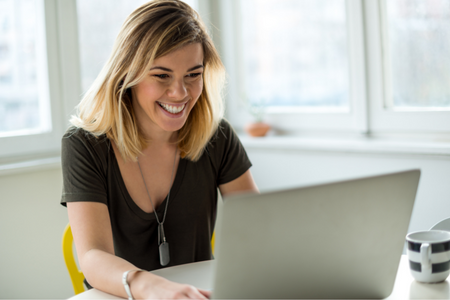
top-left (63, 126), bottom-right (107, 143)
top-left (209, 118), bottom-right (236, 145)
top-left (205, 118), bottom-right (244, 160)
top-left (60, 127), bottom-right (110, 205)
top-left (204, 119), bottom-right (252, 185)
top-left (61, 127), bottom-right (110, 167)
top-left (218, 118), bottom-right (234, 135)
top-left (62, 127), bottom-right (109, 149)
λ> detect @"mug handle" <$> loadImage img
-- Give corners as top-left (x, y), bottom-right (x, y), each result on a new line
top-left (420, 243), bottom-right (431, 271)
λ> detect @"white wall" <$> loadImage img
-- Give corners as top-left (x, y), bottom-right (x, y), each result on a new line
top-left (0, 167), bottom-right (72, 299)
top-left (1, 143), bottom-right (449, 298)
top-left (244, 144), bottom-right (450, 234)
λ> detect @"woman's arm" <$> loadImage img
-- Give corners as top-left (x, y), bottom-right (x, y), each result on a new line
top-left (67, 202), bottom-right (210, 299)
top-left (219, 169), bottom-right (259, 197)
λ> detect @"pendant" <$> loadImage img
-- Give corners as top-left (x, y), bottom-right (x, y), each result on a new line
top-left (158, 224), bottom-right (170, 266)
top-left (159, 241), bottom-right (170, 266)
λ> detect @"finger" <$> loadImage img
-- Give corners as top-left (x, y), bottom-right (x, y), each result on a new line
top-left (186, 287), bottom-right (209, 299)
top-left (197, 288), bottom-right (211, 299)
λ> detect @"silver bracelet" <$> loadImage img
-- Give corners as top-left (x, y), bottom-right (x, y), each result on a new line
top-left (122, 269), bottom-right (144, 300)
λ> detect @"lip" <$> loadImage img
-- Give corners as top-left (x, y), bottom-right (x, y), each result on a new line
top-left (157, 100), bottom-right (189, 107)
top-left (157, 100), bottom-right (189, 118)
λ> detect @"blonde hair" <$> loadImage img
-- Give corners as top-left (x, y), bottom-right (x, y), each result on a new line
top-left (71, 0), bottom-right (225, 162)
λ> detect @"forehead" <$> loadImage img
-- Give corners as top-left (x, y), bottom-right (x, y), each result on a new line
top-left (152, 43), bottom-right (203, 69)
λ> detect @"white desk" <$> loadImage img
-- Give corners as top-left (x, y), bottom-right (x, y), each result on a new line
top-left (69, 256), bottom-right (450, 299)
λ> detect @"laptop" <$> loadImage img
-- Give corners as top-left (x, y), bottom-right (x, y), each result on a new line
top-left (211, 169), bottom-right (421, 299)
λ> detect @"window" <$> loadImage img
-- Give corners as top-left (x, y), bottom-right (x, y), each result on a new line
top-left (384, 0), bottom-right (450, 109)
top-left (240, 0), bottom-right (349, 110)
top-left (367, 0), bottom-right (450, 133)
top-left (0, 0), bottom-right (65, 159)
top-left (221, 0), bottom-right (450, 135)
top-left (0, 0), bottom-right (51, 136)
top-left (2, 0), bottom-right (448, 163)
top-left (222, 0), bottom-right (366, 132)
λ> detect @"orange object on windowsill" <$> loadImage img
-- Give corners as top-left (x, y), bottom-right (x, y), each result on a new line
top-left (245, 122), bottom-right (271, 137)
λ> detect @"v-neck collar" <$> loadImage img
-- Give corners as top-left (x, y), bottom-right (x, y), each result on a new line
top-left (110, 144), bottom-right (187, 221)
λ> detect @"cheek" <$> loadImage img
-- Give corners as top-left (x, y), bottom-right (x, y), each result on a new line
top-left (135, 81), bottom-right (165, 104)
top-left (191, 79), bottom-right (203, 100)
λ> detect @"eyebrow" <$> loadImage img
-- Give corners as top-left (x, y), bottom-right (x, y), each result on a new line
top-left (150, 64), bottom-right (204, 72)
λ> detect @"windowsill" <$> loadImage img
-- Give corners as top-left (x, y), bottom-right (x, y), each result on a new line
top-left (0, 156), bottom-right (61, 177)
top-left (239, 133), bottom-right (450, 158)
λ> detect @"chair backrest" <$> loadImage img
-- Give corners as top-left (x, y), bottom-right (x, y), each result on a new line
top-left (62, 224), bottom-right (85, 295)
top-left (430, 218), bottom-right (450, 231)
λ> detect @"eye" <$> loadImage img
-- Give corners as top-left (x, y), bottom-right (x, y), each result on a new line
top-left (186, 73), bottom-right (202, 79)
top-left (154, 74), bottom-right (170, 79)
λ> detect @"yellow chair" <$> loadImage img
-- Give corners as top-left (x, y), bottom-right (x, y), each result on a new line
top-left (211, 231), bottom-right (215, 254)
top-left (62, 224), bottom-right (85, 295)
top-left (62, 223), bottom-right (216, 295)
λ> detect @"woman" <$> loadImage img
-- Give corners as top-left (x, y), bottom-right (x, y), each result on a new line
top-left (61, 0), bottom-right (258, 299)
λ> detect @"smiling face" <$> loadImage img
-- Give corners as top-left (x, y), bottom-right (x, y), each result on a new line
top-left (132, 43), bottom-right (204, 138)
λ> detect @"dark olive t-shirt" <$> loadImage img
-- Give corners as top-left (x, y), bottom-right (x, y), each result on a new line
top-left (60, 119), bottom-right (252, 271)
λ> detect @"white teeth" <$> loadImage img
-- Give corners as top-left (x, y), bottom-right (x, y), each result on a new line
top-left (159, 102), bottom-right (185, 114)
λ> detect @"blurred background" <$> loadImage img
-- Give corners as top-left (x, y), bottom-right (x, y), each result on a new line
top-left (1, 0), bottom-right (450, 298)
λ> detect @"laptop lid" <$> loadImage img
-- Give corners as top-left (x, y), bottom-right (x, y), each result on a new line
top-left (212, 169), bottom-right (420, 299)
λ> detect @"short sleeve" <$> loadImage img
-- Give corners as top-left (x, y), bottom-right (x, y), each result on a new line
top-left (60, 128), bottom-right (109, 206)
top-left (212, 119), bottom-right (252, 185)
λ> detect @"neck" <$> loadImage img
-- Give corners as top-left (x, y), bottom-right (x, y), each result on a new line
top-left (143, 126), bottom-right (178, 145)
top-left (139, 127), bottom-right (179, 158)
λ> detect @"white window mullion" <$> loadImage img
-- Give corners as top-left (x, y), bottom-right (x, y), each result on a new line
top-left (363, 0), bottom-right (384, 134)
top-left (214, 0), bottom-right (245, 128)
top-left (55, 0), bottom-right (82, 125)
top-left (347, 0), bottom-right (368, 134)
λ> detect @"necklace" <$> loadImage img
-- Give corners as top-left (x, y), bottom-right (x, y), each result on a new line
top-left (136, 148), bottom-right (177, 267)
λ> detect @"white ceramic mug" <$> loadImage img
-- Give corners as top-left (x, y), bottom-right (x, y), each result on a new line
top-left (406, 230), bottom-right (450, 283)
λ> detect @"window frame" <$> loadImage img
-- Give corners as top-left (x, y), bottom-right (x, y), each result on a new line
top-left (0, 0), bottom-right (81, 161)
top-left (366, 0), bottom-right (450, 134)
top-left (218, 0), bottom-right (368, 134)
top-left (2, 0), bottom-right (449, 165)
top-left (216, 0), bottom-right (450, 136)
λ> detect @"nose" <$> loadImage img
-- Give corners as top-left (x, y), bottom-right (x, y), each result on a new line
top-left (167, 78), bottom-right (188, 100)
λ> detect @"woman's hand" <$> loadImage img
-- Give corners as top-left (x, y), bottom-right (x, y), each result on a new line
top-left (134, 272), bottom-right (210, 299)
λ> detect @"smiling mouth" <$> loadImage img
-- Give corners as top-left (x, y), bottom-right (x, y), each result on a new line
top-left (157, 101), bottom-right (186, 114)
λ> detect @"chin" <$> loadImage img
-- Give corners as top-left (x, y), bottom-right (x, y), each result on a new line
top-left (159, 115), bottom-right (190, 133)
top-left (158, 104), bottom-right (195, 131)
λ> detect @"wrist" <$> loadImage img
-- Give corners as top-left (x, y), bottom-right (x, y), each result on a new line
top-left (122, 269), bottom-right (144, 300)
top-left (129, 269), bottom-right (168, 299)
